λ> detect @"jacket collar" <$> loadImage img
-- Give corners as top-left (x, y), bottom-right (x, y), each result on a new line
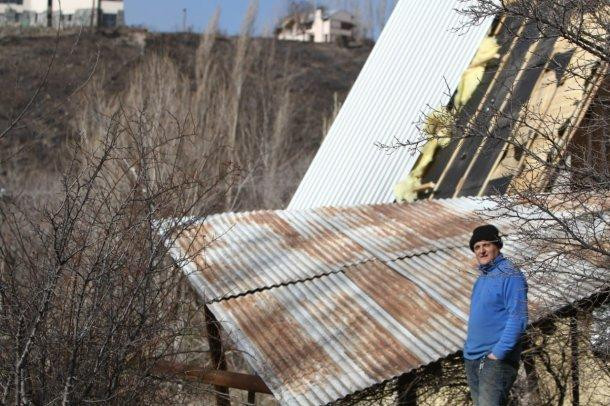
top-left (478, 253), bottom-right (504, 274)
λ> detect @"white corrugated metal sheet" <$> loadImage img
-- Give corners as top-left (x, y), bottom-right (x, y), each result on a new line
top-left (169, 197), bottom-right (608, 405)
top-left (288, 0), bottom-right (494, 209)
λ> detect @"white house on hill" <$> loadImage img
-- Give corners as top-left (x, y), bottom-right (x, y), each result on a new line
top-left (276, 8), bottom-right (357, 44)
top-left (0, 0), bottom-right (124, 28)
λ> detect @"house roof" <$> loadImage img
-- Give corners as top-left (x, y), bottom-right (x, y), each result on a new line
top-left (420, 18), bottom-right (604, 199)
top-left (322, 9), bottom-right (353, 21)
top-left (288, 2), bottom-right (604, 209)
top-left (169, 197), bottom-right (608, 405)
top-left (279, 8), bottom-right (353, 28)
top-left (287, 0), bottom-right (494, 209)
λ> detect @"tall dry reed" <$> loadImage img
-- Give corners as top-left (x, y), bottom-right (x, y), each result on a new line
top-left (75, 2), bottom-right (298, 212)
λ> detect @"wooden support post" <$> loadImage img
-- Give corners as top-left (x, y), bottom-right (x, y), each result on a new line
top-left (150, 362), bottom-right (271, 394)
top-left (206, 306), bottom-right (230, 406)
top-left (521, 335), bottom-right (541, 404)
top-left (396, 371), bottom-right (418, 406)
top-left (570, 316), bottom-right (580, 406)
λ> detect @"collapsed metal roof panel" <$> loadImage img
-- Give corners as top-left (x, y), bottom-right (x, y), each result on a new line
top-left (176, 208), bottom-right (371, 300)
top-left (206, 249), bottom-right (606, 405)
top-left (170, 197), bottom-right (608, 405)
top-left (175, 198), bottom-right (493, 301)
top-left (209, 260), bottom-right (474, 405)
top-left (317, 198), bottom-right (494, 261)
top-left (420, 27), bottom-right (604, 198)
top-left (386, 247), bottom-right (479, 321)
top-left (288, 0), bottom-right (494, 209)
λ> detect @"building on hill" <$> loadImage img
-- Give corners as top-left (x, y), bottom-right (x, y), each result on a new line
top-left (0, 0), bottom-right (124, 28)
top-left (275, 7), bottom-right (357, 45)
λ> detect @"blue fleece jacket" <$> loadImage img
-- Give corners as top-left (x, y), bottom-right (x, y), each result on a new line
top-left (463, 254), bottom-right (528, 362)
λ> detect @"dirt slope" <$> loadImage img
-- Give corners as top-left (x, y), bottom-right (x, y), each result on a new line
top-left (0, 28), bottom-right (371, 204)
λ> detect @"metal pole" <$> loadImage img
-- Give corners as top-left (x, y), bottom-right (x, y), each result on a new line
top-left (90, 0), bottom-right (95, 29)
top-left (47, 0), bottom-right (53, 27)
top-left (97, 0), bottom-right (102, 28)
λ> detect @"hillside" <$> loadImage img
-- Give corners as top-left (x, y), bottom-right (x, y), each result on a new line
top-left (0, 28), bottom-right (371, 210)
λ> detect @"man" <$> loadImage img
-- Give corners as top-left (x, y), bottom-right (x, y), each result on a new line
top-left (464, 224), bottom-right (528, 405)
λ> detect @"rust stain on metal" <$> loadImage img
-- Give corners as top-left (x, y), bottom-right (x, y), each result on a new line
top-left (317, 201), bottom-right (482, 259)
top-left (241, 211), bottom-right (299, 239)
top-left (346, 261), bottom-right (464, 333)
top-left (222, 290), bottom-right (343, 396)
top-left (431, 251), bottom-right (477, 314)
top-left (240, 211), bottom-right (365, 264)
top-left (175, 228), bottom-right (231, 289)
top-left (300, 283), bottom-right (420, 380)
top-left (374, 200), bottom-right (480, 242)
top-left (177, 227), bottom-right (205, 258)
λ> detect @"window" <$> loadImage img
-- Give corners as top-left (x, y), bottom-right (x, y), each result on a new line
top-left (340, 22), bottom-right (353, 30)
top-left (102, 13), bottom-right (117, 28)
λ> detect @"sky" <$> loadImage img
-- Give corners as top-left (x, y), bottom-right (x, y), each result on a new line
top-left (125, 0), bottom-right (289, 34)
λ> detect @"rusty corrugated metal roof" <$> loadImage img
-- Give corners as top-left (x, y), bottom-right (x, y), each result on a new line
top-left (169, 197), bottom-right (607, 405)
top-left (175, 198), bottom-right (491, 301)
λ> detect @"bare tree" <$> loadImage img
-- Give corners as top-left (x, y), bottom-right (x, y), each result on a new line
top-left (0, 0), bottom-right (328, 396)
top-left (458, 0), bottom-right (609, 61)
top-left (388, 1), bottom-right (608, 291)
top-left (449, 2), bottom-right (609, 278)
top-left (350, 2), bottom-right (610, 405)
top-left (286, 0), bottom-right (315, 16)
top-left (0, 99), bottom-right (235, 403)
top-left (0, 3), bottom-right (299, 403)
top-left (376, 1), bottom-right (609, 404)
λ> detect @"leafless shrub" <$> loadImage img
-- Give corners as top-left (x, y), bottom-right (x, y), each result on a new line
top-left (79, 6), bottom-right (300, 212)
top-left (0, 98), bottom-right (234, 403)
top-left (0, 2), bottom-right (319, 401)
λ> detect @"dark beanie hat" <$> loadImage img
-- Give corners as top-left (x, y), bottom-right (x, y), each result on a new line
top-left (469, 224), bottom-right (503, 251)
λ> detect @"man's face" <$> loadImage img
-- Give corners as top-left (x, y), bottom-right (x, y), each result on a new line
top-left (473, 240), bottom-right (500, 266)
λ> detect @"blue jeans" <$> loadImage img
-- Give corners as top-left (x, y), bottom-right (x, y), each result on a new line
top-left (465, 357), bottom-right (518, 405)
